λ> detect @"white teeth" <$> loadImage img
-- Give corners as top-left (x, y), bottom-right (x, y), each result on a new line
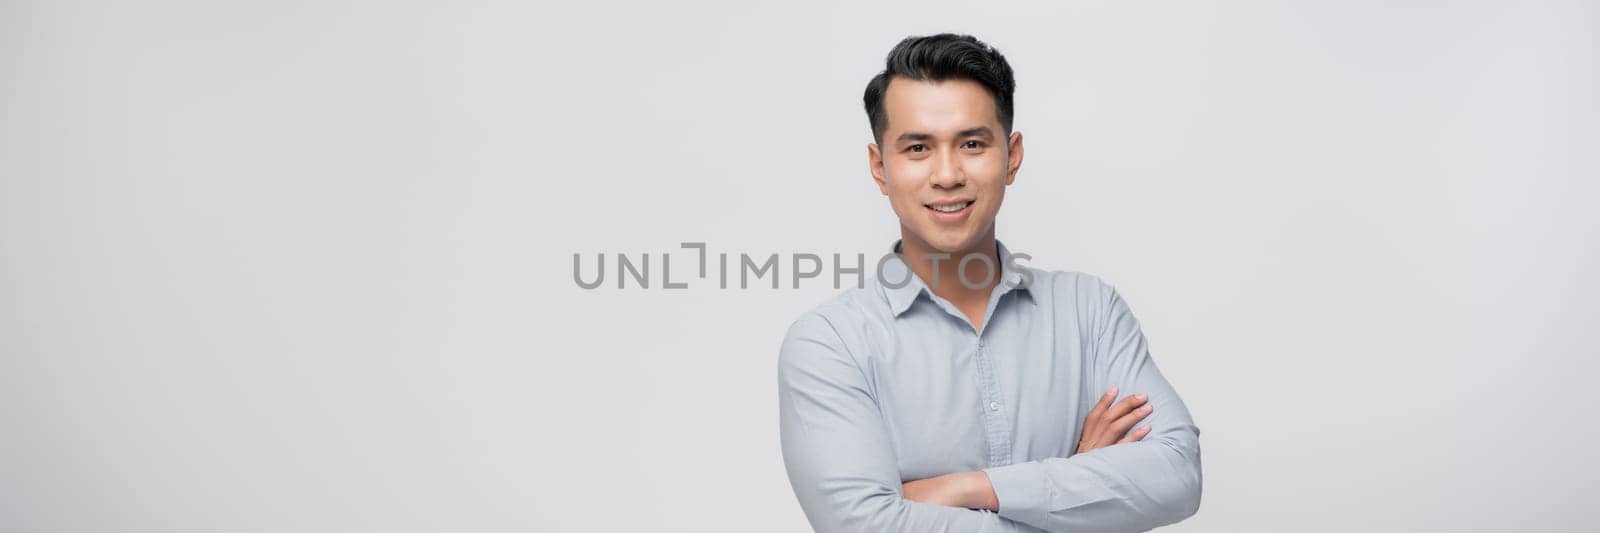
top-left (930, 201), bottom-right (971, 213)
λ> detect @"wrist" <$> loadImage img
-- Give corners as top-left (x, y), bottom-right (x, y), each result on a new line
top-left (958, 470), bottom-right (1000, 511)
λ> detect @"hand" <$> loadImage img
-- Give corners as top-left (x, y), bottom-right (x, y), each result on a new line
top-left (902, 471), bottom-right (999, 511)
top-left (1075, 386), bottom-right (1153, 454)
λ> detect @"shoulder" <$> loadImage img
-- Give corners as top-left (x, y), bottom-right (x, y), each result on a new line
top-left (778, 286), bottom-right (887, 366)
top-left (1021, 267), bottom-right (1144, 343)
top-left (1021, 267), bottom-right (1121, 310)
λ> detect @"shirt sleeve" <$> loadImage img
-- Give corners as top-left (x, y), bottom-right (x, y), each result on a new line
top-left (777, 312), bottom-right (1036, 533)
top-left (980, 284), bottom-right (1204, 533)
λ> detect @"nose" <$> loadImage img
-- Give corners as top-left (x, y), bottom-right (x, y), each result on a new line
top-left (929, 150), bottom-right (965, 190)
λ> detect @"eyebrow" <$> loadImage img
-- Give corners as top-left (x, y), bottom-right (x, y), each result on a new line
top-left (894, 126), bottom-right (997, 144)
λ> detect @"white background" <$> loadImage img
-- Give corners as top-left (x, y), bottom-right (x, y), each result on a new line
top-left (4, 1), bottom-right (1597, 531)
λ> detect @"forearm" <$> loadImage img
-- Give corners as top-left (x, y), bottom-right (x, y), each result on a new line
top-left (901, 470), bottom-right (1000, 512)
top-left (906, 429), bottom-right (1199, 533)
top-left (791, 485), bottom-right (1032, 533)
top-left (982, 426), bottom-right (1202, 533)
top-left (785, 433), bottom-right (1035, 532)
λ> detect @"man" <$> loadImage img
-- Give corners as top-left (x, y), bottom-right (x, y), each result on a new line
top-left (776, 34), bottom-right (1203, 532)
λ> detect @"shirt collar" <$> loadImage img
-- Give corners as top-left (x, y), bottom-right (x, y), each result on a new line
top-left (881, 239), bottom-right (1034, 317)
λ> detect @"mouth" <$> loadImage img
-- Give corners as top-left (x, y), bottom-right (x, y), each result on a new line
top-left (925, 199), bottom-right (975, 222)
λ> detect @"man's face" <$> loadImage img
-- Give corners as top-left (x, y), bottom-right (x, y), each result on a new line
top-left (869, 77), bottom-right (1023, 254)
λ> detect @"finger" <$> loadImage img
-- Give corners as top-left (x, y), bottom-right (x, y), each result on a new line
top-left (1107, 403), bottom-right (1153, 438)
top-left (1087, 393), bottom-right (1144, 447)
top-left (1085, 387), bottom-right (1118, 429)
top-left (1118, 425), bottom-right (1152, 444)
top-left (1102, 392), bottom-right (1148, 424)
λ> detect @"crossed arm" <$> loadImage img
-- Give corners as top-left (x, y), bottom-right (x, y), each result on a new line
top-left (898, 386), bottom-right (1161, 512)
top-left (776, 288), bottom-right (1202, 532)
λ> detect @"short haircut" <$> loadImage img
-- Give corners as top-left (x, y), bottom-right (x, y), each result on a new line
top-left (862, 33), bottom-right (1017, 144)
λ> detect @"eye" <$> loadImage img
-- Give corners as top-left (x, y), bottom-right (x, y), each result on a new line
top-left (908, 144), bottom-right (927, 153)
top-left (962, 140), bottom-right (984, 149)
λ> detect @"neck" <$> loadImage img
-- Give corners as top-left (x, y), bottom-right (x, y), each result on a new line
top-left (898, 228), bottom-right (1001, 309)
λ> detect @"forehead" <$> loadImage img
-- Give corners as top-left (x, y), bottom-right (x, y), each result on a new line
top-left (881, 77), bottom-right (999, 137)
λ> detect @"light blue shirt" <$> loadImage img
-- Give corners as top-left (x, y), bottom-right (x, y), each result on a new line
top-left (777, 240), bottom-right (1202, 532)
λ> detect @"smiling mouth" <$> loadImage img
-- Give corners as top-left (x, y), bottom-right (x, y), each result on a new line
top-left (926, 200), bottom-right (974, 213)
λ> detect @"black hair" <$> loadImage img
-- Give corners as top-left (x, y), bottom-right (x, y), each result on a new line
top-left (862, 33), bottom-right (1016, 144)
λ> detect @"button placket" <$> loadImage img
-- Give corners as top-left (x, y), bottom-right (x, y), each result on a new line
top-left (974, 337), bottom-right (1012, 467)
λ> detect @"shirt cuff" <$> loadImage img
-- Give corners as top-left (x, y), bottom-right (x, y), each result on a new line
top-left (982, 461), bottom-right (1049, 523)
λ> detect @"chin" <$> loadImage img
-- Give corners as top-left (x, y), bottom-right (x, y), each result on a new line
top-left (913, 228), bottom-right (981, 254)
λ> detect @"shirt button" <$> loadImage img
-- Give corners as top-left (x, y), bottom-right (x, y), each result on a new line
top-left (988, 401), bottom-right (1001, 411)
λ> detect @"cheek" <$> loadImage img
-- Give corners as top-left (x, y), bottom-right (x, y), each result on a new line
top-left (886, 158), bottom-right (926, 181)
top-left (964, 153), bottom-right (1008, 177)
top-left (970, 158), bottom-right (1010, 189)
top-left (889, 188), bottom-right (920, 216)
top-left (981, 184), bottom-right (1005, 215)
top-left (884, 164), bottom-right (924, 199)
top-left (985, 188), bottom-right (1005, 213)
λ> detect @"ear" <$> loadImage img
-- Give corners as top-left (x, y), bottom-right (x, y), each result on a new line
top-left (868, 143), bottom-right (889, 195)
top-left (1004, 131), bottom-right (1024, 185)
